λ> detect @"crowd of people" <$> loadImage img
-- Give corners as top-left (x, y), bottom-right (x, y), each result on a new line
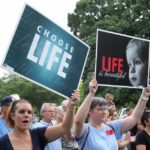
top-left (0, 73), bottom-right (150, 150)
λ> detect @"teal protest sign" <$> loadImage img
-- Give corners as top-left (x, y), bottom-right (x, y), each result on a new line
top-left (3, 4), bottom-right (90, 98)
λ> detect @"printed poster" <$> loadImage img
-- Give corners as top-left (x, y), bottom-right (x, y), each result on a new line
top-left (96, 29), bottom-right (150, 88)
top-left (2, 4), bottom-right (90, 98)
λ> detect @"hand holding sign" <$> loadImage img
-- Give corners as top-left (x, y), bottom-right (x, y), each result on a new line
top-left (140, 79), bottom-right (150, 101)
top-left (89, 72), bottom-right (98, 95)
top-left (69, 90), bottom-right (80, 108)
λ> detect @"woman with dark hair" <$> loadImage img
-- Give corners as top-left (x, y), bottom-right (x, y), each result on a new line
top-left (74, 73), bottom-right (150, 150)
top-left (136, 110), bottom-right (150, 150)
top-left (0, 90), bottom-right (80, 150)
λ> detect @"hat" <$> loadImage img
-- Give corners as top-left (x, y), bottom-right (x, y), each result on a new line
top-left (0, 96), bottom-right (15, 107)
top-left (10, 94), bottom-right (20, 101)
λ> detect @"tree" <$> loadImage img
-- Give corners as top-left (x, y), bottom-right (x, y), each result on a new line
top-left (0, 73), bottom-right (63, 111)
top-left (68, 0), bottom-right (150, 107)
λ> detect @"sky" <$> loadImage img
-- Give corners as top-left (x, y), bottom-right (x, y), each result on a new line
top-left (0, 0), bottom-right (79, 77)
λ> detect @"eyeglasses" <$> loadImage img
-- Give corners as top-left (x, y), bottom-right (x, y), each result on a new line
top-left (100, 108), bottom-right (108, 111)
top-left (109, 98), bottom-right (113, 101)
top-left (43, 110), bottom-right (55, 113)
top-left (95, 106), bottom-right (109, 111)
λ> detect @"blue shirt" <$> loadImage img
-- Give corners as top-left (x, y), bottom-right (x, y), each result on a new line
top-left (0, 117), bottom-right (12, 138)
top-left (33, 120), bottom-right (62, 150)
top-left (76, 120), bottom-right (122, 150)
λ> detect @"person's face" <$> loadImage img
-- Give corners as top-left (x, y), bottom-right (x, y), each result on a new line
top-left (56, 108), bottom-right (65, 122)
top-left (111, 111), bottom-right (118, 120)
top-left (89, 105), bottom-right (108, 123)
top-left (107, 96), bottom-right (114, 102)
top-left (145, 118), bottom-right (150, 127)
top-left (12, 102), bottom-right (33, 130)
top-left (103, 110), bottom-right (110, 123)
top-left (126, 44), bottom-right (148, 86)
top-left (42, 106), bottom-right (55, 122)
top-left (136, 121), bottom-right (144, 131)
top-left (1, 103), bottom-right (12, 118)
top-left (1, 103), bottom-right (11, 113)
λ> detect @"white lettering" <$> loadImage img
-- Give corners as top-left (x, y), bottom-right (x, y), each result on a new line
top-left (58, 39), bottom-right (63, 46)
top-left (51, 34), bottom-right (57, 41)
top-left (57, 51), bottom-right (72, 78)
top-left (27, 33), bottom-right (40, 63)
top-left (46, 45), bottom-right (62, 70)
top-left (65, 43), bottom-right (69, 50)
top-left (44, 30), bottom-right (50, 37)
top-left (36, 25), bottom-right (74, 51)
top-left (39, 41), bottom-right (51, 66)
top-left (37, 26), bottom-right (42, 33)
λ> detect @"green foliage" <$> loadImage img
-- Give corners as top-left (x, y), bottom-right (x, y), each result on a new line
top-left (68, 0), bottom-right (150, 108)
top-left (0, 0), bottom-right (149, 110)
top-left (0, 73), bottom-right (63, 111)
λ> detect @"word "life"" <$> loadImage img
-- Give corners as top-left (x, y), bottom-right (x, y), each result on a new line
top-left (101, 56), bottom-right (123, 73)
top-left (27, 33), bottom-right (72, 78)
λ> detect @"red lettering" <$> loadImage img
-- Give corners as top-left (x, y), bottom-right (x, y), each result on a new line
top-left (108, 57), bottom-right (111, 71)
top-left (112, 57), bottom-right (117, 72)
top-left (101, 56), bottom-right (123, 73)
top-left (118, 58), bottom-right (123, 73)
top-left (102, 56), bottom-right (107, 71)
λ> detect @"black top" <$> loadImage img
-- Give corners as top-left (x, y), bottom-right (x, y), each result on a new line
top-left (0, 127), bottom-right (48, 150)
top-left (136, 130), bottom-right (150, 150)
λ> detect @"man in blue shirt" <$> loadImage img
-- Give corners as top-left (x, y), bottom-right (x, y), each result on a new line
top-left (33, 103), bottom-right (62, 150)
top-left (0, 96), bottom-right (15, 137)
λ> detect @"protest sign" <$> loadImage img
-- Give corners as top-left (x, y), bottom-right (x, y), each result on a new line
top-left (3, 4), bottom-right (90, 98)
top-left (96, 29), bottom-right (149, 88)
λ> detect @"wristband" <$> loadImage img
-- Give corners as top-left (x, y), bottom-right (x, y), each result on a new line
top-left (140, 95), bottom-right (149, 101)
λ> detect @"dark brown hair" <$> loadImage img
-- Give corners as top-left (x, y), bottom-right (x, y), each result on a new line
top-left (90, 97), bottom-right (108, 110)
top-left (141, 110), bottom-right (150, 127)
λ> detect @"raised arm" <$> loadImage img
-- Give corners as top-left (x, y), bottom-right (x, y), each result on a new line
top-left (74, 73), bottom-right (98, 138)
top-left (45, 90), bottom-right (80, 142)
top-left (121, 84), bottom-right (150, 133)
